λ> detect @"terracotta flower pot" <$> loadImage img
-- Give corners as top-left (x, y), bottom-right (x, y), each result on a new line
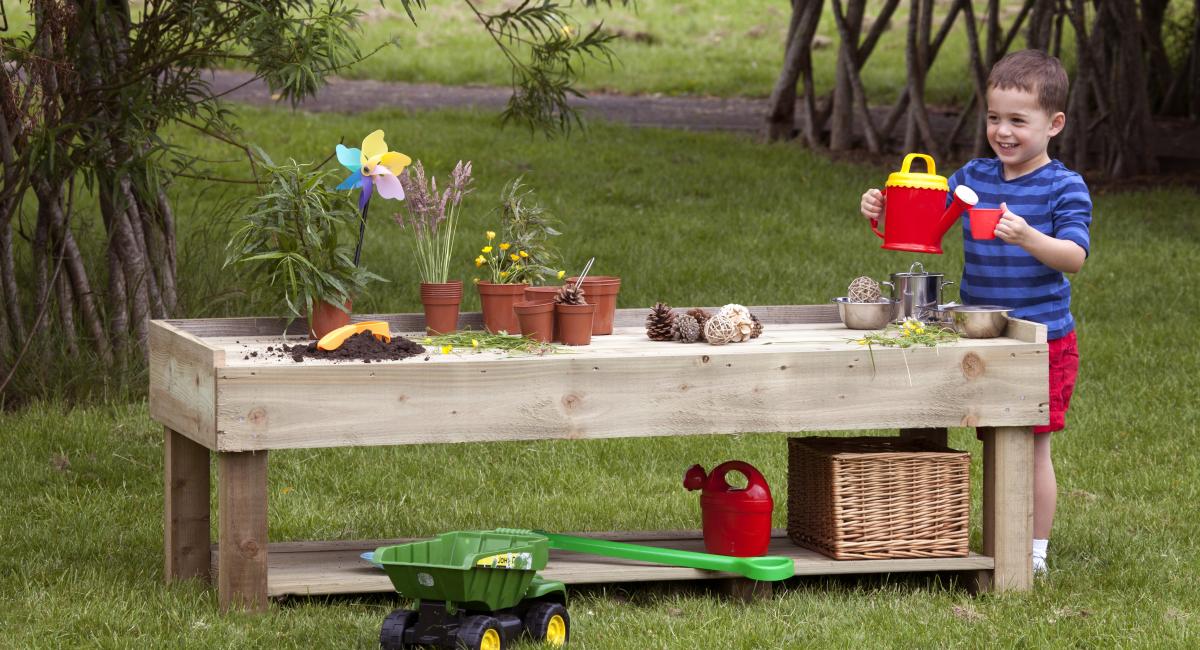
top-left (524, 285), bottom-right (560, 305)
top-left (420, 281), bottom-right (463, 334)
top-left (477, 282), bottom-right (528, 334)
top-left (308, 299), bottom-right (352, 339)
top-left (555, 302), bottom-right (595, 346)
top-left (514, 300), bottom-right (555, 342)
top-left (567, 275), bottom-right (621, 335)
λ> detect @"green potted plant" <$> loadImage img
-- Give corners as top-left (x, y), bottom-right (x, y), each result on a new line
top-left (224, 150), bottom-right (384, 338)
top-left (476, 179), bottom-right (565, 333)
top-left (395, 160), bottom-right (474, 334)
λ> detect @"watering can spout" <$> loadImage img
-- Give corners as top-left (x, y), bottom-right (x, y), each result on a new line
top-left (936, 185), bottom-right (979, 241)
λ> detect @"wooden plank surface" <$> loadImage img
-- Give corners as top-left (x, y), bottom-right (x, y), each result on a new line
top-left (218, 451), bottom-right (269, 612)
top-left (207, 531), bottom-right (995, 597)
top-left (164, 305), bottom-right (839, 340)
top-left (211, 323), bottom-right (1047, 451)
top-left (164, 428), bottom-right (211, 583)
top-left (149, 321), bottom-right (223, 449)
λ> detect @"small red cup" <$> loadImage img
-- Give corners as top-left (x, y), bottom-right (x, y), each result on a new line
top-left (969, 208), bottom-right (1004, 240)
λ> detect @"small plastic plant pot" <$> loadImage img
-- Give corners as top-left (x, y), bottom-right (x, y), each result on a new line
top-left (969, 208), bottom-right (1004, 240)
top-left (477, 282), bottom-right (528, 334)
top-left (524, 285), bottom-right (560, 305)
top-left (555, 303), bottom-right (595, 346)
top-left (420, 281), bottom-right (463, 334)
top-left (309, 299), bottom-right (352, 339)
top-left (567, 276), bottom-right (621, 335)
top-left (514, 300), bottom-right (555, 342)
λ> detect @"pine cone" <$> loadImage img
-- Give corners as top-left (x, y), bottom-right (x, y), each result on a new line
top-left (645, 302), bottom-right (676, 341)
top-left (554, 283), bottom-right (586, 306)
top-left (750, 313), bottom-right (764, 339)
top-left (687, 308), bottom-right (710, 342)
top-left (673, 313), bottom-right (701, 343)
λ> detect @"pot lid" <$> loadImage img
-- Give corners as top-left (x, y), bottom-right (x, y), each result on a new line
top-left (890, 261), bottom-right (944, 277)
top-left (885, 153), bottom-right (948, 191)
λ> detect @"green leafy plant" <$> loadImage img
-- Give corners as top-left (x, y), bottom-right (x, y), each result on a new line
top-left (224, 150), bottom-right (384, 320)
top-left (422, 330), bottom-right (558, 356)
top-left (394, 160), bottom-right (474, 284)
top-left (473, 178), bottom-right (566, 285)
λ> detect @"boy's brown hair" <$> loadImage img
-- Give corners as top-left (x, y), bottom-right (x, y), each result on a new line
top-left (987, 49), bottom-right (1069, 116)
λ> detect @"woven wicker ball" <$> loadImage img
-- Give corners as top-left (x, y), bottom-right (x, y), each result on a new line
top-left (847, 276), bottom-right (882, 303)
top-left (704, 314), bottom-right (738, 346)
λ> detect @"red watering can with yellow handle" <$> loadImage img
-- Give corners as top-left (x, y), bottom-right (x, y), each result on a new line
top-left (869, 153), bottom-right (979, 254)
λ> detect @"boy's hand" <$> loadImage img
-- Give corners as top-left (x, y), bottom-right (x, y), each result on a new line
top-left (994, 202), bottom-right (1034, 245)
top-left (861, 189), bottom-right (885, 221)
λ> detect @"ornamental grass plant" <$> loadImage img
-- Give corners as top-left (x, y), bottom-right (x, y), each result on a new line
top-left (223, 151), bottom-right (384, 321)
top-left (394, 160), bottom-right (473, 284)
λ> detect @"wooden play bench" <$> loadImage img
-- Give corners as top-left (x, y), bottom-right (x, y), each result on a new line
top-left (150, 305), bottom-right (1045, 612)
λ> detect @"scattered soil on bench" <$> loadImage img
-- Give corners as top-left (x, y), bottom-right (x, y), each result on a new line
top-left (285, 330), bottom-right (426, 363)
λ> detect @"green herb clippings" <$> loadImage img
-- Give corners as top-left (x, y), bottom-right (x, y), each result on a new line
top-left (421, 329), bottom-right (558, 356)
top-left (852, 319), bottom-right (959, 348)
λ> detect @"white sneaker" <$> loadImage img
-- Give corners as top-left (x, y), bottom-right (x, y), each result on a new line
top-left (1033, 554), bottom-right (1048, 576)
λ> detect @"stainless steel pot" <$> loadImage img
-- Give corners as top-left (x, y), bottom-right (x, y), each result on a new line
top-left (884, 261), bottom-right (955, 321)
top-left (834, 297), bottom-right (898, 330)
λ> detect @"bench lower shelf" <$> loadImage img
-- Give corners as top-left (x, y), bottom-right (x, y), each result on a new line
top-left (209, 531), bottom-right (994, 598)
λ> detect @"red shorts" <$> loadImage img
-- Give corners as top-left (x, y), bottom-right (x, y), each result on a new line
top-left (1035, 331), bottom-right (1080, 434)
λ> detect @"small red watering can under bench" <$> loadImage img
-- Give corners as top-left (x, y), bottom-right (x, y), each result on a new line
top-left (870, 153), bottom-right (979, 255)
top-left (684, 461), bottom-right (773, 557)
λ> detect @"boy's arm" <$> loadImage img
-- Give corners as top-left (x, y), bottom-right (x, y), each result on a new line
top-left (995, 201), bottom-right (1087, 273)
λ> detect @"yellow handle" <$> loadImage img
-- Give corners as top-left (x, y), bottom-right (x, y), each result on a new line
top-left (900, 153), bottom-right (936, 176)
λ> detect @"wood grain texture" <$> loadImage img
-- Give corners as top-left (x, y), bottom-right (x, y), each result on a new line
top-left (979, 426), bottom-right (1034, 592)
top-left (212, 326), bottom-right (1046, 451)
top-left (209, 531), bottom-right (994, 597)
top-left (1003, 317), bottom-right (1047, 344)
top-left (218, 451), bottom-right (269, 612)
top-left (164, 428), bottom-right (211, 583)
top-left (150, 321), bottom-right (223, 449)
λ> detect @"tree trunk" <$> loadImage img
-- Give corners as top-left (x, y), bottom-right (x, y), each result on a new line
top-left (766, 0), bottom-right (825, 143)
top-left (830, 0), bottom-right (866, 151)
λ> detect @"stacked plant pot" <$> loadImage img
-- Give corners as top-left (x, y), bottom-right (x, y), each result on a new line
top-left (420, 281), bottom-right (463, 334)
top-left (567, 275), bottom-right (621, 335)
top-left (477, 282), bottom-right (528, 334)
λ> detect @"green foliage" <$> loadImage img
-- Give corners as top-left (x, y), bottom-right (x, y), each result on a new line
top-left (223, 151), bottom-right (384, 320)
top-left (474, 177), bottom-right (564, 285)
top-left (390, 0), bottom-right (629, 133)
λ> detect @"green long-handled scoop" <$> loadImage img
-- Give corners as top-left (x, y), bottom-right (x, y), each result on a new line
top-left (524, 530), bottom-right (794, 582)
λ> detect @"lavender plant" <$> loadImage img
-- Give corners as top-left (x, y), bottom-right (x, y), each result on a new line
top-left (395, 160), bottom-right (474, 284)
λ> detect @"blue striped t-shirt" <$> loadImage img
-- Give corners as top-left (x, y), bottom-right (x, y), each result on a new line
top-left (947, 158), bottom-right (1092, 340)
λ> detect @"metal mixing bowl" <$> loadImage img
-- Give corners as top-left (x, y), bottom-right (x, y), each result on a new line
top-left (834, 297), bottom-right (898, 330)
top-left (948, 305), bottom-right (1012, 338)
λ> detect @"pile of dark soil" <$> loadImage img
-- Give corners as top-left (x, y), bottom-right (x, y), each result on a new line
top-left (285, 330), bottom-right (426, 363)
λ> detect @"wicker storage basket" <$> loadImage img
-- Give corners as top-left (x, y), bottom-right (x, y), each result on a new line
top-left (787, 436), bottom-right (970, 560)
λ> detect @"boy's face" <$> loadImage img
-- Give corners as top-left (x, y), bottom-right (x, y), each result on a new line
top-left (986, 86), bottom-right (1066, 177)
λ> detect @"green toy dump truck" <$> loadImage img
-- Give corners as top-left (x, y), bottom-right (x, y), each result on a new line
top-left (373, 529), bottom-right (569, 650)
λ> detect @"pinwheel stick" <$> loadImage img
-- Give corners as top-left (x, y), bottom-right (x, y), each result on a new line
top-left (353, 198), bottom-right (370, 267)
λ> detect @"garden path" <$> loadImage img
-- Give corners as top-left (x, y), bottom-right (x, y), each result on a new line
top-left (209, 69), bottom-right (1199, 176)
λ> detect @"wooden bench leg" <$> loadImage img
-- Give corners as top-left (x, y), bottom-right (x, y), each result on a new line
top-left (165, 427), bottom-right (211, 583)
top-left (899, 427), bottom-right (949, 447)
top-left (718, 578), bottom-right (774, 603)
top-left (218, 450), bottom-right (269, 612)
top-left (975, 426), bottom-right (1033, 593)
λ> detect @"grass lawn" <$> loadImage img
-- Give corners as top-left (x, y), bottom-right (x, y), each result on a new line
top-left (333, 0), bottom-right (1036, 105)
top-left (2, 106), bottom-right (1199, 647)
top-left (0, 0), bottom-right (1055, 105)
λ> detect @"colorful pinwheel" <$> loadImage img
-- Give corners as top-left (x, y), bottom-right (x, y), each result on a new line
top-left (336, 130), bottom-right (412, 211)
top-left (335, 130), bottom-right (411, 266)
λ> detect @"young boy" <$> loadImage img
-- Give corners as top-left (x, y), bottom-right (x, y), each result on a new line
top-left (860, 49), bottom-right (1092, 575)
